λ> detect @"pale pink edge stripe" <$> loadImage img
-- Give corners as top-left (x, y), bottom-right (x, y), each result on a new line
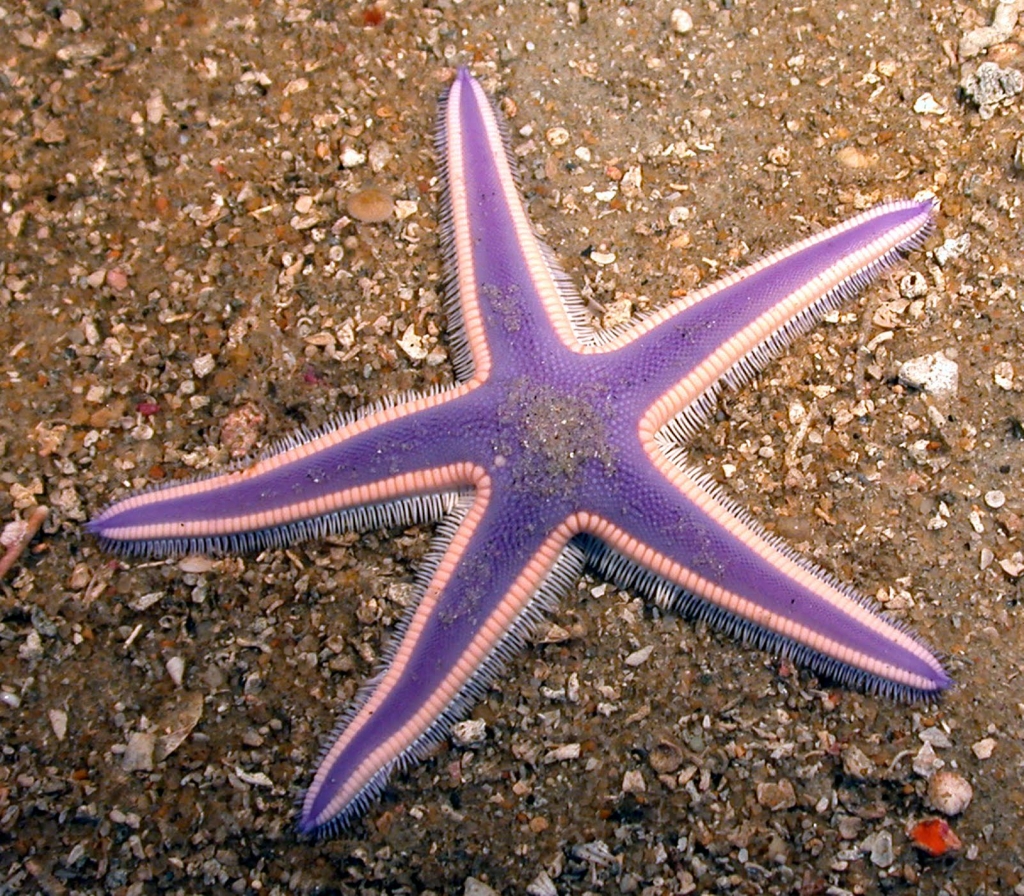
top-left (639, 211), bottom-right (931, 430)
top-left (98, 379), bottom-right (485, 529)
top-left (457, 75), bottom-right (581, 351)
top-left (100, 460), bottom-right (480, 543)
top-left (308, 489), bottom-right (579, 826)
top-left (590, 200), bottom-right (932, 357)
top-left (446, 74), bottom-right (493, 381)
top-left (616, 443), bottom-right (940, 690)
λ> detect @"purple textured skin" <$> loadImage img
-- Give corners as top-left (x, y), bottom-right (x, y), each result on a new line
top-left (90, 68), bottom-right (949, 834)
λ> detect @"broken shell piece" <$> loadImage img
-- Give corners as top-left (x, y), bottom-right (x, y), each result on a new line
top-left (908, 817), bottom-right (963, 857)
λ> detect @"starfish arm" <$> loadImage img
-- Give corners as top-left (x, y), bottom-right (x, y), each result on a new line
top-left (581, 456), bottom-right (949, 697)
top-left (87, 389), bottom-right (484, 555)
top-left (609, 199), bottom-right (936, 439)
top-left (299, 494), bottom-right (584, 834)
top-left (437, 69), bottom-right (594, 379)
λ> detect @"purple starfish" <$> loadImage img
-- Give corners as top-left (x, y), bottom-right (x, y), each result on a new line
top-left (89, 68), bottom-right (950, 835)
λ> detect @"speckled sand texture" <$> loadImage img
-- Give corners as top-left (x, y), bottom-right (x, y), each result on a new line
top-left (2, 1), bottom-right (1023, 893)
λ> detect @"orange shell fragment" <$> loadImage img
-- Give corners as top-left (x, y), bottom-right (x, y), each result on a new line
top-left (909, 817), bottom-right (963, 857)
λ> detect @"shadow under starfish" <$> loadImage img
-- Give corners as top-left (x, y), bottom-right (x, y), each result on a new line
top-left (88, 68), bottom-right (950, 836)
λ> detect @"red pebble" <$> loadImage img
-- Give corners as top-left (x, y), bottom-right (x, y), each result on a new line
top-left (909, 817), bottom-right (962, 857)
top-left (136, 401), bottom-right (160, 416)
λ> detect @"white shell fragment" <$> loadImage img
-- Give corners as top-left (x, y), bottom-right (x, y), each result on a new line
top-left (451, 718), bottom-right (487, 747)
top-left (166, 656), bottom-right (186, 687)
top-left (898, 351), bottom-right (959, 402)
top-left (926, 770), bottom-right (974, 816)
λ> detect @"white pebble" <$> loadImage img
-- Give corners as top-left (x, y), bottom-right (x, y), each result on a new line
top-left (972, 737), bottom-right (997, 760)
top-left (867, 830), bottom-right (895, 868)
top-left (340, 147), bottom-right (366, 168)
top-left (621, 769), bottom-right (646, 793)
top-left (543, 743), bottom-right (581, 763)
top-left (984, 489), bottom-right (1006, 509)
top-left (670, 8), bottom-right (694, 34)
top-left (192, 353), bottom-right (216, 378)
top-left (913, 92), bottom-right (946, 115)
top-left (934, 233), bottom-right (970, 267)
top-left (898, 351), bottom-right (959, 402)
top-left (464, 878), bottom-right (501, 896)
top-left (913, 741), bottom-right (944, 777)
top-left (993, 361), bottom-right (1014, 390)
top-left (999, 553), bottom-right (1024, 578)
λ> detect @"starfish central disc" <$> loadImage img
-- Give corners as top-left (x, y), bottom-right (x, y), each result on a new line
top-left (494, 376), bottom-right (615, 500)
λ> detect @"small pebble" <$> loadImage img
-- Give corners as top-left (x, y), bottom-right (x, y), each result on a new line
top-left (347, 186), bottom-right (394, 223)
top-left (178, 555), bottom-right (217, 574)
top-left (669, 206), bottom-right (692, 226)
top-left (913, 92), bottom-right (946, 115)
top-left (993, 360), bottom-right (1014, 390)
top-left (866, 829), bottom-right (895, 868)
top-left (913, 741), bottom-right (945, 777)
top-left (526, 871), bottom-right (558, 896)
top-left (1000, 553), bottom-right (1024, 578)
top-left (192, 353), bottom-right (216, 378)
top-left (545, 126), bottom-right (570, 147)
top-left (122, 731), bottom-right (156, 772)
top-left (397, 325), bottom-right (428, 361)
top-left (60, 8), bottom-right (85, 30)
top-left (972, 737), bottom-right (997, 760)
top-left (984, 490), bottom-right (1006, 509)
top-left (836, 145), bottom-right (876, 169)
top-left (756, 779), bottom-right (796, 811)
top-left (106, 268), bottom-right (129, 291)
top-left (621, 769), bottom-right (646, 794)
top-left (340, 147), bottom-right (366, 168)
top-left (464, 877), bottom-right (500, 896)
top-left (670, 8), bottom-right (693, 34)
top-left (920, 727), bottom-right (953, 749)
top-left (934, 233), bottom-right (970, 266)
top-left (837, 814), bottom-right (863, 840)
top-left (898, 351), bottom-right (959, 402)
top-left (842, 744), bottom-right (875, 779)
top-left (368, 140), bottom-right (393, 172)
top-left (648, 739), bottom-right (684, 774)
top-left (766, 144), bottom-right (791, 166)
top-left (960, 62), bottom-right (1023, 120)
top-left (544, 743), bottom-right (581, 763)
top-left (926, 770), bottom-right (973, 816)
